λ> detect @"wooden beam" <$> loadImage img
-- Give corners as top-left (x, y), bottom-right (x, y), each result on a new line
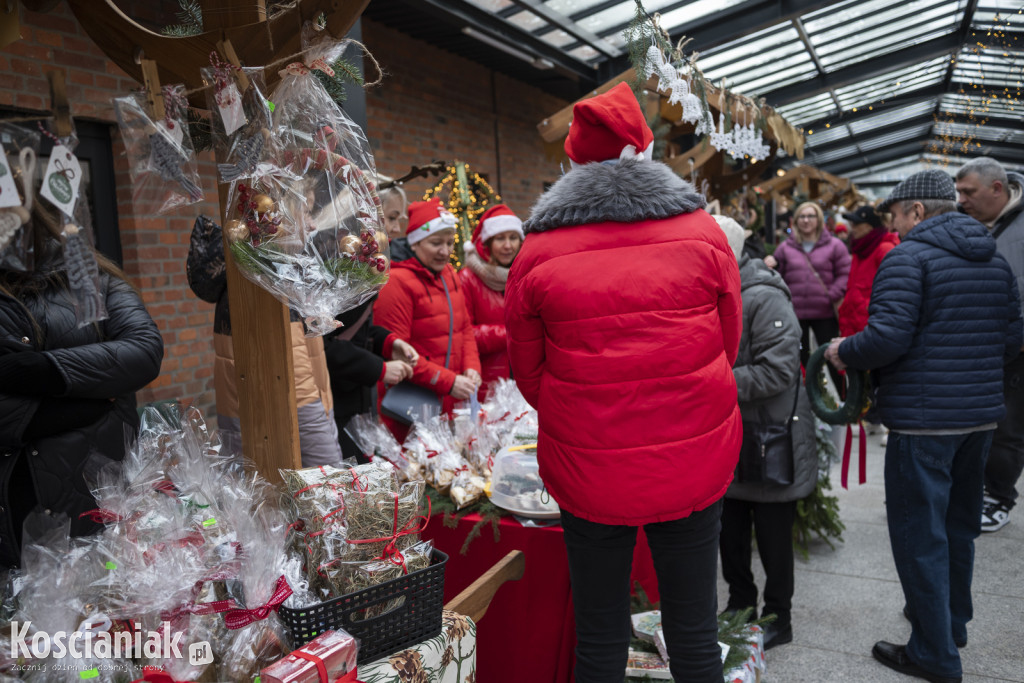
top-left (444, 550), bottom-right (525, 624)
top-left (66, 0), bottom-right (369, 109)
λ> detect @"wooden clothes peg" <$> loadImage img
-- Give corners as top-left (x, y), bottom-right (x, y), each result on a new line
top-left (139, 59), bottom-right (165, 121)
top-left (45, 70), bottom-right (72, 137)
top-left (216, 37), bottom-right (251, 92)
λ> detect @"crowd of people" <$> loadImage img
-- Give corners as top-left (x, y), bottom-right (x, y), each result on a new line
top-left (1, 81), bottom-right (1022, 683)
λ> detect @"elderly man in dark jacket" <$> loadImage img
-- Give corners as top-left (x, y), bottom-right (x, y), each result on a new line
top-left (826, 170), bottom-right (1023, 683)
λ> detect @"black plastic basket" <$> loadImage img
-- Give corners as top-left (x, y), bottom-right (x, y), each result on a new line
top-left (278, 549), bottom-right (448, 664)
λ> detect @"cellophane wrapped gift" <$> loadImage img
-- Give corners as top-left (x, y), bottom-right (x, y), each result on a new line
top-left (260, 628), bottom-right (358, 683)
top-left (452, 410), bottom-right (498, 478)
top-left (481, 379), bottom-right (538, 446)
top-left (345, 412), bottom-right (417, 481)
top-left (0, 123), bottom-right (40, 274)
top-left (403, 417), bottom-right (467, 495)
top-left (113, 84), bottom-right (204, 214)
top-left (207, 24), bottom-right (388, 336)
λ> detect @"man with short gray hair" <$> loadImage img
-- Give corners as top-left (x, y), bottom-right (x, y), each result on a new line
top-left (956, 158), bottom-right (1024, 533)
top-left (826, 170), bottom-right (1022, 683)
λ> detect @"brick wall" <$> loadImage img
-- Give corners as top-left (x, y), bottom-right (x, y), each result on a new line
top-left (1, 5), bottom-right (567, 420)
top-left (362, 19), bottom-right (567, 213)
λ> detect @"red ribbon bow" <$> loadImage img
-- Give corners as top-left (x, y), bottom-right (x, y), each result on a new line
top-left (131, 667), bottom-right (194, 683)
top-left (346, 495), bottom-right (431, 573)
top-left (223, 575), bottom-right (293, 630)
top-left (290, 650), bottom-right (363, 683)
top-left (79, 508), bottom-right (122, 523)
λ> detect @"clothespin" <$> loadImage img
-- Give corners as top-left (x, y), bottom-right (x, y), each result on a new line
top-left (139, 59), bottom-right (165, 121)
top-left (215, 38), bottom-right (250, 92)
top-left (45, 70), bottom-right (72, 137)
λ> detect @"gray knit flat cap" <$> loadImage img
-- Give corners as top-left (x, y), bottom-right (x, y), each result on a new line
top-left (878, 170), bottom-right (956, 212)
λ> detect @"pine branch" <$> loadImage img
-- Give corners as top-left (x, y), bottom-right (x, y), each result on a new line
top-left (161, 0), bottom-right (203, 37)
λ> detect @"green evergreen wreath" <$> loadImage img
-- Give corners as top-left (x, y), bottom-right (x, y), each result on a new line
top-left (805, 344), bottom-right (869, 425)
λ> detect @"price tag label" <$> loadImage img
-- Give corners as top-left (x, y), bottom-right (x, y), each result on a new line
top-left (0, 153), bottom-right (21, 209)
top-left (216, 82), bottom-right (247, 135)
top-left (39, 144), bottom-right (82, 216)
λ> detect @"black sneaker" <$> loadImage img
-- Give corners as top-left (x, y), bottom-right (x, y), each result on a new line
top-left (981, 497), bottom-right (1011, 533)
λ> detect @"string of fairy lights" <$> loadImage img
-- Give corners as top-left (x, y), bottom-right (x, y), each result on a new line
top-left (422, 163), bottom-right (500, 268)
top-left (927, 7), bottom-right (1021, 168)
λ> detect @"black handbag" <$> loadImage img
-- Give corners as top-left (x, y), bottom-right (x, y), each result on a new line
top-left (379, 274), bottom-right (454, 427)
top-left (736, 381), bottom-right (800, 486)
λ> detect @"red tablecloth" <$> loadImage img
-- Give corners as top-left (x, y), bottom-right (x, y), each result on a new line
top-left (423, 514), bottom-right (659, 683)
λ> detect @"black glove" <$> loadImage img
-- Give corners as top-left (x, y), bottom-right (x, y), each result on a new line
top-left (0, 351), bottom-right (66, 396)
top-left (23, 397), bottom-right (114, 440)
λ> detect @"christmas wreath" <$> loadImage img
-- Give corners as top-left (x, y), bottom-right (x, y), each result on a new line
top-left (805, 344), bottom-right (869, 425)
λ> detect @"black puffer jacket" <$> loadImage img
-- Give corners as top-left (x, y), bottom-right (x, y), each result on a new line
top-left (0, 254), bottom-right (163, 567)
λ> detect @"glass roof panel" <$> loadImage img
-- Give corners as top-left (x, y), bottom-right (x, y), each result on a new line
top-left (776, 93), bottom-right (837, 126)
top-left (657, 0), bottom-right (758, 38)
top-left (505, 9), bottom-right (547, 31)
top-left (568, 44), bottom-right (600, 61)
top-left (465, 0), bottom-right (514, 12)
top-left (814, 6), bottom-right (959, 70)
top-left (973, 2), bottom-right (1024, 30)
top-left (940, 93), bottom-right (1022, 118)
top-left (835, 57), bottom-right (947, 108)
top-left (698, 24), bottom-right (797, 71)
top-left (934, 120), bottom-right (1021, 142)
top-left (545, 0), bottom-right (612, 15)
top-left (805, 125), bottom-right (852, 147)
top-left (575, 0), bottom-right (680, 35)
top-left (808, 144), bottom-right (861, 163)
top-left (858, 123), bottom-right (933, 151)
top-left (847, 100), bottom-right (941, 133)
top-left (541, 28), bottom-right (576, 48)
top-left (732, 64), bottom-right (821, 96)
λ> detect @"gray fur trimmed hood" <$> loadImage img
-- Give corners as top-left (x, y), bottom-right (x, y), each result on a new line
top-left (524, 158), bottom-right (706, 234)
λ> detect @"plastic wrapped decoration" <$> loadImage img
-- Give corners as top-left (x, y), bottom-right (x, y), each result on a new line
top-left (34, 122), bottom-right (108, 326)
top-left (113, 84), bottom-right (204, 214)
top-left (0, 123), bottom-right (39, 273)
top-left (209, 28), bottom-right (388, 336)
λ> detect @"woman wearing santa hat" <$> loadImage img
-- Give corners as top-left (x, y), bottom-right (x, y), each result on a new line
top-left (458, 204), bottom-right (524, 398)
top-left (506, 81), bottom-right (742, 683)
top-left (373, 198), bottom-right (482, 440)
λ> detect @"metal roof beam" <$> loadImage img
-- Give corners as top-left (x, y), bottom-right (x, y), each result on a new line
top-left (824, 141), bottom-right (928, 175)
top-left (506, 0), bottom-right (621, 58)
top-left (414, 0), bottom-right (599, 81)
top-left (763, 32), bottom-right (963, 105)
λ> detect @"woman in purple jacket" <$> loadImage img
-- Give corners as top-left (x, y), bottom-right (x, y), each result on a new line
top-left (765, 202), bottom-right (850, 369)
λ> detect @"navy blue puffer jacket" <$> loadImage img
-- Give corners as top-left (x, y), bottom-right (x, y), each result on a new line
top-left (839, 211), bottom-right (1022, 430)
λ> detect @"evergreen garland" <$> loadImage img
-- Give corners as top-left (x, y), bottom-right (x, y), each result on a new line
top-left (312, 56), bottom-right (365, 105)
top-left (425, 487), bottom-right (509, 555)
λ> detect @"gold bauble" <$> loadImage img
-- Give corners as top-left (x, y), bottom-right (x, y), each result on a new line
top-left (371, 252), bottom-right (388, 266)
top-left (339, 235), bottom-right (362, 255)
top-left (225, 219), bottom-right (249, 243)
top-left (253, 193), bottom-right (275, 215)
top-left (375, 230), bottom-right (389, 247)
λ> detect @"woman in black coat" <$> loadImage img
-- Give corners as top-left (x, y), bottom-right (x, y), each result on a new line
top-left (323, 297), bottom-right (418, 461)
top-left (0, 205), bottom-right (163, 568)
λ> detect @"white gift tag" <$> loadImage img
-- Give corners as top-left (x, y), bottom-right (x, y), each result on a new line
top-left (0, 153), bottom-right (21, 209)
top-left (216, 83), bottom-right (247, 135)
top-left (39, 145), bottom-right (82, 216)
top-left (157, 118), bottom-right (185, 148)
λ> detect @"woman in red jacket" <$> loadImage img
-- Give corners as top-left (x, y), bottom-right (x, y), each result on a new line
top-left (837, 205), bottom-right (899, 337)
top-left (506, 82), bottom-right (742, 683)
top-left (373, 198), bottom-right (481, 440)
top-left (459, 204), bottom-right (524, 398)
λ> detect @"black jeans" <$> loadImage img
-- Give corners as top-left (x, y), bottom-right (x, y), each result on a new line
top-left (560, 500), bottom-right (723, 683)
top-left (984, 354), bottom-right (1024, 508)
top-left (719, 498), bottom-right (796, 627)
top-left (800, 316), bottom-right (842, 394)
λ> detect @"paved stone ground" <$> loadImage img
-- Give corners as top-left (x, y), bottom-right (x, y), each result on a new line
top-left (719, 427), bottom-right (1024, 682)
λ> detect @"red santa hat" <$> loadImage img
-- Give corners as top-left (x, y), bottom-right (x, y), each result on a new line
top-left (406, 198), bottom-right (457, 246)
top-left (564, 81), bottom-right (655, 167)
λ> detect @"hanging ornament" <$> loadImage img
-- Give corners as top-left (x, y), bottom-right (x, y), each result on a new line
top-left (643, 44), bottom-right (662, 80)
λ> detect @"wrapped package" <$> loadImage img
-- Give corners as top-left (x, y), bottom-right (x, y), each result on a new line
top-left (260, 628), bottom-right (358, 683)
top-left (403, 417), bottom-right (466, 494)
top-left (0, 123), bottom-right (40, 274)
top-left (345, 412), bottom-right (417, 481)
top-left (207, 25), bottom-right (388, 335)
top-left (113, 84), bottom-right (204, 214)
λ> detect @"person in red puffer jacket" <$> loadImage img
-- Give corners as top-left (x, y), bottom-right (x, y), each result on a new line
top-left (459, 204), bottom-right (524, 399)
top-left (837, 205), bottom-right (900, 337)
top-left (505, 81), bottom-right (742, 683)
top-left (374, 198), bottom-right (481, 441)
